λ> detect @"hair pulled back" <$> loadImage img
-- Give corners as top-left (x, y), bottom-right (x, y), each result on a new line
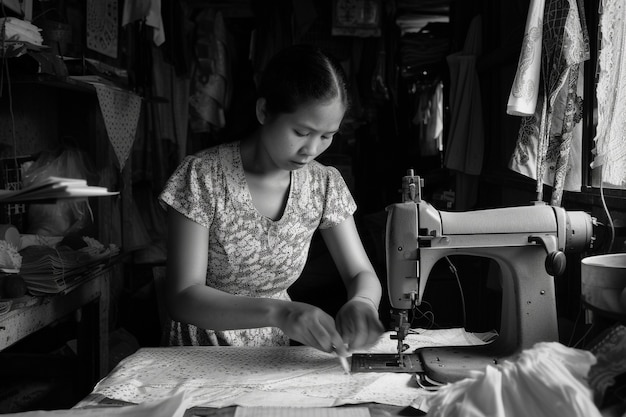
top-left (257, 44), bottom-right (349, 116)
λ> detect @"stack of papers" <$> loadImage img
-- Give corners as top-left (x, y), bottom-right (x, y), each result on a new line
top-left (19, 243), bottom-right (119, 295)
top-left (0, 176), bottom-right (118, 203)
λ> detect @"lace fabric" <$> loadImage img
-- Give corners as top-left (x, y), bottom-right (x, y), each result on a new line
top-left (509, 0), bottom-right (590, 206)
top-left (507, 0), bottom-right (545, 117)
top-left (592, 0), bottom-right (626, 187)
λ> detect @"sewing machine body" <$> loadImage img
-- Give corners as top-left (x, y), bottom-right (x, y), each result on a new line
top-left (378, 171), bottom-right (594, 383)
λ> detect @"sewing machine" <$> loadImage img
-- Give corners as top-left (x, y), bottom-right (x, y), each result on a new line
top-left (353, 169), bottom-right (596, 384)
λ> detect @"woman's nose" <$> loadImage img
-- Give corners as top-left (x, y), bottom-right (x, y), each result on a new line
top-left (301, 137), bottom-right (322, 156)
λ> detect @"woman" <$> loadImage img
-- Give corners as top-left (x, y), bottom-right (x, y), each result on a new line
top-left (159, 44), bottom-right (384, 357)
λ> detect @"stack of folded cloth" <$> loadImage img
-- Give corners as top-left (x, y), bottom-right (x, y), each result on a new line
top-left (19, 236), bottom-right (119, 295)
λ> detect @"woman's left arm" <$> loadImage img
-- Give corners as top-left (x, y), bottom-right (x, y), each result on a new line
top-left (320, 215), bottom-right (385, 350)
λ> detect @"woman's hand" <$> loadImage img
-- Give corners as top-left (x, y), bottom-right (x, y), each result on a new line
top-left (335, 298), bottom-right (385, 351)
top-left (274, 301), bottom-right (348, 355)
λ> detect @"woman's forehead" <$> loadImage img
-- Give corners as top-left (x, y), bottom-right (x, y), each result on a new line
top-left (281, 99), bottom-right (346, 129)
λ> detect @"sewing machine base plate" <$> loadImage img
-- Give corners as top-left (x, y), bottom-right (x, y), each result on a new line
top-left (351, 353), bottom-right (423, 373)
top-left (418, 344), bottom-right (513, 383)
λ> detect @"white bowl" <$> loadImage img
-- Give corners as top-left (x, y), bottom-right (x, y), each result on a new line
top-left (581, 254), bottom-right (626, 315)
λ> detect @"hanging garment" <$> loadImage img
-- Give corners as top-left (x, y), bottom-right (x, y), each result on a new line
top-left (508, 0), bottom-right (590, 206)
top-left (444, 15), bottom-right (484, 177)
top-left (189, 9), bottom-right (231, 134)
top-left (592, 0), bottom-right (626, 187)
top-left (151, 45), bottom-right (191, 166)
top-left (412, 81), bottom-right (443, 157)
top-left (507, 0), bottom-right (545, 116)
top-left (122, 0), bottom-right (165, 46)
top-left (444, 15), bottom-right (484, 210)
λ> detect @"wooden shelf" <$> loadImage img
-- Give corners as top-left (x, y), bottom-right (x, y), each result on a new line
top-left (0, 269), bottom-right (111, 385)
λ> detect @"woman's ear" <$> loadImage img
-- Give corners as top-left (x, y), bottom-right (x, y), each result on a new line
top-left (255, 98), bottom-right (267, 125)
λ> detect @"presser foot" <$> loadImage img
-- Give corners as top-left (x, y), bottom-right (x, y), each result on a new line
top-left (350, 353), bottom-right (423, 373)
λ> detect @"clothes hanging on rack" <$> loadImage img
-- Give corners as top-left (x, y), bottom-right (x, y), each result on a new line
top-left (444, 14), bottom-right (483, 177)
top-left (508, 0), bottom-right (589, 206)
top-left (592, 0), bottom-right (626, 187)
top-left (507, 0), bottom-right (545, 117)
top-left (189, 9), bottom-right (232, 134)
top-left (411, 79), bottom-right (444, 157)
top-left (444, 14), bottom-right (483, 210)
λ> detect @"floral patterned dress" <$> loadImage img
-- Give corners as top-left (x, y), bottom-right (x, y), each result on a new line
top-left (158, 141), bottom-right (356, 346)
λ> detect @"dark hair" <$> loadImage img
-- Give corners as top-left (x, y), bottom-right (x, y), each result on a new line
top-left (257, 44), bottom-right (350, 116)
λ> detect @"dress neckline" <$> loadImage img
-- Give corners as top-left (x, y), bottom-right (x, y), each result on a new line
top-left (229, 141), bottom-right (295, 224)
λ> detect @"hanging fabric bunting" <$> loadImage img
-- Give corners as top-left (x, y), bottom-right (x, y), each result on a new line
top-left (94, 84), bottom-right (142, 171)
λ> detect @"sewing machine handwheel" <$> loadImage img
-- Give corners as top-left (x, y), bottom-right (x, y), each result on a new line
top-left (546, 251), bottom-right (567, 276)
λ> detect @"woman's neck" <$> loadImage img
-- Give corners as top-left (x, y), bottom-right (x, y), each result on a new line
top-left (240, 135), bottom-right (290, 182)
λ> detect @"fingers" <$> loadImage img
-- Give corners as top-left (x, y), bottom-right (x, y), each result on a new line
top-left (278, 302), bottom-right (345, 353)
top-left (350, 316), bottom-right (385, 350)
top-left (336, 300), bottom-right (385, 351)
top-left (306, 317), bottom-right (345, 354)
top-left (341, 317), bottom-right (382, 350)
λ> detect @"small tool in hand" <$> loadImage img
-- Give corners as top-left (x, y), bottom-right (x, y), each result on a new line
top-left (333, 345), bottom-right (351, 374)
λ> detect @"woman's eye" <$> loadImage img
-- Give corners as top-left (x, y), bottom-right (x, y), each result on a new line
top-left (321, 134), bottom-right (334, 140)
top-left (294, 130), bottom-right (309, 137)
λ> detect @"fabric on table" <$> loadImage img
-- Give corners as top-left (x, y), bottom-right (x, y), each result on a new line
top-left (85, 329), bottom-right (492, 410)
top-left (425, 342), bottom-right (602, 417)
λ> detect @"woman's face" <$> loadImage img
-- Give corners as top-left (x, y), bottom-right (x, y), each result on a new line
top-left (257, 96), bottom-right (346, 171)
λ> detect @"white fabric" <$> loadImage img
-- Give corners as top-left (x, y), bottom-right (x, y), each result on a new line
top-left (508, 66), bottom-right (584, 194)
top-left (508, 0), bottom-right (589, 205)
top-left (507, 0), bottom-right (545, 116)
top-left (83, 329), bottom-right (491, 410)
top-left (122, 0), bottom-right (165, 46)
top-left (425, 342), bottom-right (602, 417)
top-left (592, 0), bottom-right (626, 187)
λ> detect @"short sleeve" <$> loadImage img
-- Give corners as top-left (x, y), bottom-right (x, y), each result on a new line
top-left (318, 166), bottom-right (357, 229)
top-left (158, 154), bottom-right (217, 229)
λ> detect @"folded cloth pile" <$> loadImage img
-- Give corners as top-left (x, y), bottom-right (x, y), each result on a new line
top-left (425, 342), bottom-right (602, 417)
top-left (0, 17), bottom-right (43, 45)
top-left (0, 240), bottom-right (21, 272)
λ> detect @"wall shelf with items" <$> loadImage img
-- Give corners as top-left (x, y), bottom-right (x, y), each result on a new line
top-left (0, 41), bottom-right (137, 411)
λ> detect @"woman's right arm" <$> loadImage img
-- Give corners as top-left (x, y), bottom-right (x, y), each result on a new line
top-left (164, 208), bottom-right (347, 353)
